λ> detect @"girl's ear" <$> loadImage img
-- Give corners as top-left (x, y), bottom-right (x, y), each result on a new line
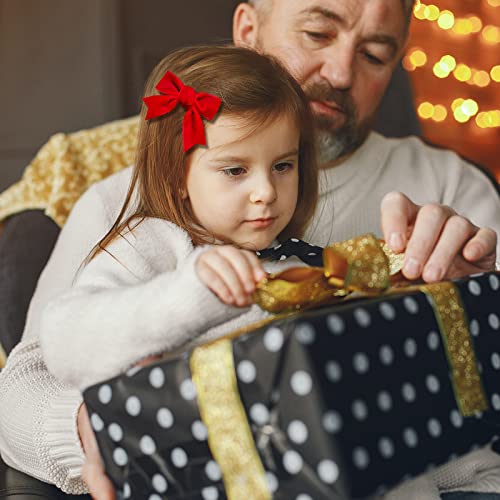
top-left (233, 3), bottom-right (260, 48)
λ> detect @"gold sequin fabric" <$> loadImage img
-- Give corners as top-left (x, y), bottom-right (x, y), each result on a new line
top-left (0, 116), bottom-right (139, 227)
top-left (190, 340), bottom-right (270, 500)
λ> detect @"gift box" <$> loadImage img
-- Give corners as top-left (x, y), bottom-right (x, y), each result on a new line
top-left (84, 267), bottom-right (500, 500)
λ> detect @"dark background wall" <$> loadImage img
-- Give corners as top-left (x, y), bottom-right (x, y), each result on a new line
top-left (0, 0), bottom-right (418, 193)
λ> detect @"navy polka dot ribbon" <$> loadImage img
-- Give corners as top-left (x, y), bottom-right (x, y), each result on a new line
top-left (256, 238), bottom-right (324, 267)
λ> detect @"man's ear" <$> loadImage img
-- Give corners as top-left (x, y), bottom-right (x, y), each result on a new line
top-left (233, 3), bottom-right (260, 48)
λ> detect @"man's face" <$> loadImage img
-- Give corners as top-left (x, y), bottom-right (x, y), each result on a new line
top-left (236, 0), bottom-right (407, 162)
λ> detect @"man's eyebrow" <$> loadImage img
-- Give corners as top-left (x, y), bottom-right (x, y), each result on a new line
top-left (365, 34), bottom-right (399, 56)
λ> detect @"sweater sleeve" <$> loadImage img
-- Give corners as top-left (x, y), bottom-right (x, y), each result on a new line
top-left (0, 174), bottom-right (128, 494)
top-left (39, 224), bottom-right (244, 391)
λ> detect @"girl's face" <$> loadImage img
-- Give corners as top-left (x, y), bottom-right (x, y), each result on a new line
top-left (185, 113), bottom-right (300, 250)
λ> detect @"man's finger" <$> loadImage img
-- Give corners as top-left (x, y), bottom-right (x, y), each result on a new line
top-left (403, 204), bottom-right (454, 280)
top-left (421, 215), bottom-right (476, 282)
top-left (462, 227), bottom-right (497, 262)
top-left (380, 192), bottom-right (416, 252)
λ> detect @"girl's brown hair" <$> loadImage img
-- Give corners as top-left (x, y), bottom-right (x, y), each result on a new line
top-left (92, 45), bottom-right (318, 258)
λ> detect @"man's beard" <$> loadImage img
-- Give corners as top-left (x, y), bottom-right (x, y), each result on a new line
top-left (303, 81), bottom-right (371, 164)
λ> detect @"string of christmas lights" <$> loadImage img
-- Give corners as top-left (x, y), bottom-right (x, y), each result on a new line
top-left (407, 1), bottom-right (500, 129)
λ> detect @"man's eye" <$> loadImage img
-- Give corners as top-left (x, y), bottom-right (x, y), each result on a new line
top-left (273, 161), bottom-right (294, 172)
top-left (304, 31), bottom-right (329, 42)
top-left (222, 167), bottom-right (246, 177)
top-left (363, 52), bottom-right (384, 65)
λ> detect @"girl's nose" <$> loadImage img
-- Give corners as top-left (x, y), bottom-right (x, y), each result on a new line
top-left (249, 176), bottom-right (277, 204)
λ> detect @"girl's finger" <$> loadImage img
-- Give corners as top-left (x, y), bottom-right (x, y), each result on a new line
top-left (240, 249), bottom-right (267, 282)
top-left (196, 257), bottom-right (235, 304)
top-left (217, 246), bottom-right (259, 293)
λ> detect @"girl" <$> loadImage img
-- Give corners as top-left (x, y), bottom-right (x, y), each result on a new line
top-left (39, 45), bottom-right (318, 391)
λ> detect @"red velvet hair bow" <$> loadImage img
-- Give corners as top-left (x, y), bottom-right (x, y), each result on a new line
top-left (142, 71), bottom-right (222, 152)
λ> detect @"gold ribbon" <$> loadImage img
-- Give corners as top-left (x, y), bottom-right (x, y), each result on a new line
top-left (253, 233), bottom-right (488, 416)
top-left (190, 340), bottom-right (270, 500)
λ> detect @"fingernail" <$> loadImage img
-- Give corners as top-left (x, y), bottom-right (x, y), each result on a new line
top-left (424, 265), bottom-right (443, 282)
top-left (389, 232), bottom-right (405, 251)
top-left (404, 257), bottom-right (421, 278)
top-left (245, 282), bottom-right (255, 293)
top-left (255, 269), bottom-right (266, 281)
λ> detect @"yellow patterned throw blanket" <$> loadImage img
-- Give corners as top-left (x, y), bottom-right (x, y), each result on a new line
top-left (0, 116), bottom-right (139, 227)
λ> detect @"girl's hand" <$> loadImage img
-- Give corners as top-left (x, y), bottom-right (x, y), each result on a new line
top-left (196, 246), bottom-right (266, 307)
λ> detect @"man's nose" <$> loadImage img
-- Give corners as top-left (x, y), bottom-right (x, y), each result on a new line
top-left (249, 175), bottom-right (277, 204)
top-left (319, 44), bottom-right (355, 91)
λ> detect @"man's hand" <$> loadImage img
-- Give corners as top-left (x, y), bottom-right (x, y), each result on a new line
top-left (381, 192), bottom-right (497, 282)
top-left (78, 404), bottom-right (116, 500)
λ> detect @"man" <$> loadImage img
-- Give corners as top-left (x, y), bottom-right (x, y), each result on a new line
top-left (0, 1), bottom-right (498, 499)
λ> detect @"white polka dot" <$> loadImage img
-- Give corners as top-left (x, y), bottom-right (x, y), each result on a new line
top-left (98, 385), bottom-right (112, 405)
top-left (379, 345), bottom-right (394, 365)
top-left (113, 447), bottom-right (128, 466)
top-left (171, 447), bottom-right (188, 468)
top-left (287, 420), bottom-right (309, 444)
top-left (265, 471), bottom-right (279, 493)
top-left (403, 297), bottom-right (419, 314)
top-left (402, 383), bottom-right (417, 402)
top-left (140, 435), bottom-right (156, 455)
top-left (126, 366), bottom-right (142, 377)
top-left (205, 461), bottom-right (222, 481)
top-left (264, 327), bottom-right (284, 352)
top-left (125, 395), bottom-right (141, 416)
top-left (283, 450), bottom-right (303, 474)
top-left (250, 403), bottom-right (270, 425)
top-left (489, 274), bottom-right (499, 291)
top-left (322, 411), bottom-right (342, 434)
top-left (180, 379), bottom-right (197, 400)
top-left (450, 409), bottom-right (463, 428)
top-left (152, 473), bottom-right (168, 493)
top-left (108, 422), bottom-right (123, 442)
top-left (404, 338), bottom-right (417, 357)
top-left (426, 374), bottom-right (440, 393)
top-left (325, 361), bottom-right (342, 382)
top-left (307, 252), bottom-right (317, 256)
top-left (296, 495), bottom-right (313, 500)
top-left (492, 394), bottom-right (500, 410)
top-left (237, 360), bottom-right (257, 383)
top-left (468, 280), bottom-right (482, 296)
top-left (353, 447), bottom-right (370, 469)
top-left (295, 323), bottom-right (316, 344)
top-left (403, 428), bottom-right (418, 448)
top-left (290, 371), bottom-right (313, 396)
top-left (291, 238), bottom-right (299, 243)
top-left (379, 302), bottom-right (396, 321)
top-left (149, 494), bottom-right (162, 500)
top-left (123, 482), bottom-right (131, 498)
top-left (157, 407), bottom-right (174, 429)
top-left (149, 367), bottom-right (165, 389)
top-left (354, 308), bottom-right (371, 327)
top-left (427, 331), bottom-right (440, 350)
top-left (491, 352), bottom-right (500, 370)
top-left (489, 314), bottom-right (500, 330)
top-left (274, 244), bottom-right (282, 250)
top-left (90, 413), bottom-right (104, 432)
top-left (378, 437), bottom-right (395, 458)
top-left (202, 487), bottom-right (219, 500)
top-left (470, 319), bottom-right (480, 337)
top-left (377, 391), bottom-right (392, 412)
top-left (353, 353), bottom-right (370, 374)
top-left (317, 459), bottom-right (339, 484)
top-left (192, 420), bottom-right (208, 441)
top-left (427, 418), bottom-right (442, 437)
top-left (279, 254), bottom-right (287, 261)
top-left (327, 314), bottom-right (345, 334)
top-left (352, 400), bottom-right (368, 420)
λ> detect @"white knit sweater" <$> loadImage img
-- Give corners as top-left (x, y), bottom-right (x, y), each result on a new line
top-left (1, 132), bottom-right (499, 496)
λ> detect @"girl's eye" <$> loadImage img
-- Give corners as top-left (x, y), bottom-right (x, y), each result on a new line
top-left (273, 161), bottom-right (294, 173)
top-left (222, 167), bottom-right (246, 177)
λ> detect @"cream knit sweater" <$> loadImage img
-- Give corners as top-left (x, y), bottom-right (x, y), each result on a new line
top-left (0, 132), bottom-right (499, 496)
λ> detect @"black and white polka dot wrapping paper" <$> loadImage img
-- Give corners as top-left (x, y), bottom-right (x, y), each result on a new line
top-left (84, 271), bottom-right (500, 500)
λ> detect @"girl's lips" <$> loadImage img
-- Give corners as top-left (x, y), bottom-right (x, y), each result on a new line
top-left (245, 217), bottom-right (276, 228)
